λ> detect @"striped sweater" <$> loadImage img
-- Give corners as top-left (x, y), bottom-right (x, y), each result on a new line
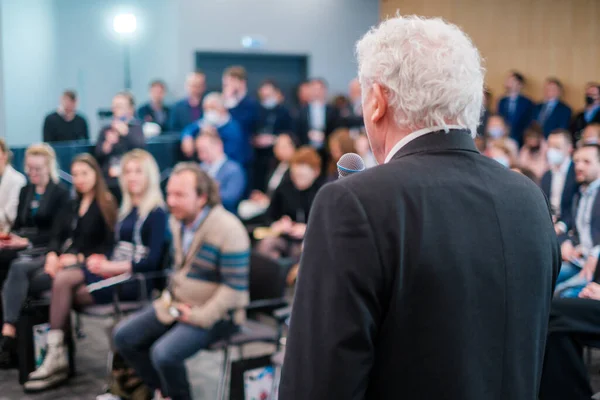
top-left (153, 205), bottom-right (250, 328)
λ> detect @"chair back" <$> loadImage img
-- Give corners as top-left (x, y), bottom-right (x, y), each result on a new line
top-left (248, 252), bottom-right (288, 302)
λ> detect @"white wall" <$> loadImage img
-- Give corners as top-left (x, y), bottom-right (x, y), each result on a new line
top-left (1, 0), bottom-right (58, 146)
top-left (1, 0), bottom-right (379, 143)
top-left (0, 1), bottom-right (5, 139)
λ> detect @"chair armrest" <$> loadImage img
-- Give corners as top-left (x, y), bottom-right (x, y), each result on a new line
top-left (273, 305), bottom-right (292, 322)
top-left (86, 269), bottom-right (172, 293)
top-left (245, 298), bottom-right (288, 312)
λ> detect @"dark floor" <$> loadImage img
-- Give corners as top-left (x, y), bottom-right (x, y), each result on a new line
top-left (0, 316), bottom-right (274, 400)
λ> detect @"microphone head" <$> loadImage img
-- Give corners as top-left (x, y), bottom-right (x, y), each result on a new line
top-left (337, 153), bottom-right (366, 178)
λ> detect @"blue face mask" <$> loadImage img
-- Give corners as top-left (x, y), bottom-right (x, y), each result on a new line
top-left (493, 156), bottom-right (510, 168)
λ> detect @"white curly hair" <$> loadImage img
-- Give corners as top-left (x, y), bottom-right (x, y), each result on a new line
top-left (356, 15), bottom-right (485, 137)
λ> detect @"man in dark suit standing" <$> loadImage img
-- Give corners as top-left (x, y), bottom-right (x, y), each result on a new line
top-left (279, 16), bottom-right (560, 400)
top-left (540, 129), bottom-right (578, 232)
top-left (137, 80), bottom-right (171, 132)
top-left (533, 78), bottom-right (572, 138)
top-left (497, 71), bottom-right (535, 146)
top-left (571, 83), bottom-right (600, 143)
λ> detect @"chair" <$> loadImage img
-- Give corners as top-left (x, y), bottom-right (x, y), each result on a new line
top-left (211, 251), bottom-right (291, 400)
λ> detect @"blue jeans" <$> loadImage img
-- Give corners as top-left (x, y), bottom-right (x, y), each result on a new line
top-left (554, 261), bottom-right (588, 298)
top-left (113, 306), bottom-right (236, 400)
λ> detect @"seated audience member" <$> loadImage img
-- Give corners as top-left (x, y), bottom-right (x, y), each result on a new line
top-left (169, 72), bottom-right (205, 132)
top-left (517, 124), bottom-right (548, 181)
top-left (24, 150), bottom-right (166, 391)
top-left (256, 146), bottom-right (323, 260)
top-left (0, 139), bottom-right (26, 233)
top-left (0, 154), bottom-right (116, 369)
top-left (326, 128), bottom-right (357, 180)
top-left (474, 134), bottom-right (487, 154)
top-left (238, 133), bottom-right (298, 220)
top-left (511, 167), bottom-right (538, 183)
top-left (295, 78), bottom-right (339, 153)
top-left (338, 78), bottom-right (364, 132)
top-left (541, 129), bottom-right (578, 232)
top-left (477, 88), bottom-right (492, 137)
top-left (254, 80), bottom-right (293, 192)
top-left (95, 92), bottom-right (144, 203)
top-left (354, 133), bottom-right (377, 168)
top-left (0, 144), bottom-right (69, 279)
top-left (196, 128), bottom-right (246, 214)
top-left (180, 92), bottom-right (245, 163)
top-left (295, 80), bottom-right (312, 111)
top-left (539, 282), bottom-right (600, 400)
top-left (533, 78), bottom-right (572, 137)
top-left (222, 66), bottom-right (260, 168)
top-left (113, 163), bottom-right (249, 400)
top-left (484, 114), bottom-right (519, 160)
top-left (487, 141), bottom-right (514, 169)
top-left (42, 90), bottom-right (89, 143)
top-left (579, 123), bottom-right (600, 146)
top-left (497, 70), bottom-right (534, 146)
top-left (137, 80), bottom-right (171, 132)
top-left (570, 82), bottom-right (600, 141)
top-left (554, 145), bottom-right (600, 298)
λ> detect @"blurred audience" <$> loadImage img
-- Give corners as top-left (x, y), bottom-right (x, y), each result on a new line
top-left (484, 114), bottom-right (519, 161)
top-left (326, 128), bottom-right (357, 180)
top-left (571, 82), bottom-right (600, 141)
top-left (1, 154), bottom-right (116, 371)
top-left (137, 80), bottom-right (171, 132)
top-left (197, 128), bottom-right (246, 214)
top-left (497, 71), bottom-right (534, 146)
top-left (477, 89), bottom-right (492, 137)
top-left (256, 146), bottom-right (323, 260)
top-left (487, 141), bottom-right (514, 168)
top-left (25, 150), bottom-right (166, 390)
top-left (533, 78), bottom-right (572, 137)
top-left (181, 92), bottom-right (244, 164)
top-left (95, 92), bottom-right (144, 203)
top-left (169, 72), bottom-right (205, 132)
top-left (295, 81), bottom-right (312, 110)
top-left (113, 163), bottom-right (249, 400)
top-left (355, 133), bottom-right (377, 169)
top-left (43, 90), bottom-right (89, 143)
top-left (579, 123), bottom-right (600, 146)
top-left (541, 129), bottom-right (578, 231)
top-left (0, 139), bottom-right (26, 233)
top-left (338, 78), bottom-right (364, 132)
top-left (517, 124), bottom-right (548, 181)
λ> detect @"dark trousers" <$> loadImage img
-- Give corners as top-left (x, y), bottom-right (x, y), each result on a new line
top-left (113, 306), bottom-right (235, 400)
top-left (539, 298), bottom-right (600, 400)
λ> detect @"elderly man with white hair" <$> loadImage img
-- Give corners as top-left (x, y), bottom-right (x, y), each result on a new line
top-left (279, 15), bottom-right (559, 400)
top-left (180, 92), bottom-right (245, 164)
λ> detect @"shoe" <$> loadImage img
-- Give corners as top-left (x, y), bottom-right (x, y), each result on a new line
top-left (24, 330), bottom-right (69, 391)
top-left (0, 335), bottom-right (18, 369)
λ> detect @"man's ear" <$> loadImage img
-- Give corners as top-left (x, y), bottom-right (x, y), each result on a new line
top-left (370, 83), bottom-right (388, 124)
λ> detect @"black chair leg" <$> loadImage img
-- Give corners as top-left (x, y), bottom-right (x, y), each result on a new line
top-left (74, 313), bottom-right (85, 339)
top-left (217, 346), bottom-right (230, 400)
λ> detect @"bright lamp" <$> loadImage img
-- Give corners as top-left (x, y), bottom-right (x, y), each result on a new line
top-left (113, 13), bottom-right (137, 34)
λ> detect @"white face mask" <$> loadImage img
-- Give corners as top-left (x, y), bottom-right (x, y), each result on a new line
top-left (547, 148), bottom-right (566, 166)
top-left (203, 110), bottom-right (222, 126)
top-left (223, 97), bottom-right (240, 109)
top-left (487, 126), bottom-right (505, 139)
top-left (261, 97), bottom-right (278, 109)
top-left (493, 156), bottom-right (510, 168)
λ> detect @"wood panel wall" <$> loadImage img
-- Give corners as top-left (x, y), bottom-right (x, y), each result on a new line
top-left (380, 0), bottom-right (600, 112)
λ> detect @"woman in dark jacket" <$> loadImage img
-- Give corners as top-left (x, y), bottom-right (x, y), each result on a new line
top-left (0, 154), bottom-right (117, 369)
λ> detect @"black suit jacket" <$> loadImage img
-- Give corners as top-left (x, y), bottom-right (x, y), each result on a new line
top-left (540, 161), bottom-right (578, 229)
top-left (137, 103), bottom-right (171, 132)
top-left (570, 109), bottom-right (600, 142)
top-left (294, 104), bottom-right (339, 146)
top-left (558, 188), bottom-right (600, 248)
top-left (12, 181), bottom-right (70, 246)
top-left (280, 129), bottom-right (560, 400)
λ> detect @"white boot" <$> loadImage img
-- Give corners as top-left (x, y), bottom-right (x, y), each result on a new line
top-left (24, 329), bottom-right (69, 391)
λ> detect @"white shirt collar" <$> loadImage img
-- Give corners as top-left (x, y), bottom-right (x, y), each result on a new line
top-left (384, 125), bottom-right (465, 164)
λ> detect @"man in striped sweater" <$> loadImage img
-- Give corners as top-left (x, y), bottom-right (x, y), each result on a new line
top-left (114, 162), bottom-right (250, 400)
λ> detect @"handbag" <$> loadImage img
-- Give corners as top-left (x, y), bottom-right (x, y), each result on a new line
top-left (111, 214), bottom-right (149, 264)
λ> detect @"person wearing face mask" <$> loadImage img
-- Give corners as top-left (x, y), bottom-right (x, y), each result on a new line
top-left (570, 83), bottom-right (600, 141)
top-left (487, 142), bottom-right (513, 169)
top-left (484, 114), bottom-right (519, 161)
top-left (517, 124), bottom-right (548, 181)
top-left (541, 129), bottom-right (578, 233)
top-left (497, 71), bottom-right (535, 146)
top-left (253, 80), bottom-right (293, 193)
top-left (180, 92), bottom-right (245, 165)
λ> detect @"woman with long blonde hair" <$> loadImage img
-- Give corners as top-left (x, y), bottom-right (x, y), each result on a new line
top-left (24, 150), bottom-right (167, 391)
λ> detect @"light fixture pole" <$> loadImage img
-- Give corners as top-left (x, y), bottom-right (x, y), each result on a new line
top-left (113, 13), bottom-right (137, 90)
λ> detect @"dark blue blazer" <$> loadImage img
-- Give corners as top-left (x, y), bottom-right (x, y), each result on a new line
top-left (229, 95), bottom-right (261, 163)
top-left (540, 161), bottom-right (578, 230)
top-left (532, 101), bottom-right (572, 137)
top-left (137, 103), bottom-right (171, 132)
top-left (257, 104), bottom-right (293, 134)
top-left (559, 187), bottom-right (600, 248)
top-left (168, 98), bottom-right (203, 132)
top-left (202, 159), bottom-right (246, 214)
top-left (498, 95), bottom-right (535, 145)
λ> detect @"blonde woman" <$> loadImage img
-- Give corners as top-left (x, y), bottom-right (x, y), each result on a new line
top-left (24, 149), bottom-right (167, 391)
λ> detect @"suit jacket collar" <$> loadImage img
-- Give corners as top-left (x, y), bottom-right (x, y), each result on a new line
top-left (390, 129), bottom-right (478, 162)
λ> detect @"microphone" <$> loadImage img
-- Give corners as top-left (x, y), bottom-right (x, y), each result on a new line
top-left (337, 153), bottom-right (366, 179)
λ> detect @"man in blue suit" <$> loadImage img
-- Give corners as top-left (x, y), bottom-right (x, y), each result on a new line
top-left (533, 78), bottom-right (572, 138)
top-left (196, 128), bottom-right (246, 214)
top-left (497, 71), bottom-right (535, 146)
top-left (541, 129), bottom-right (578, 234)
top-left (168, 72), bottom-right (205, 132)
top-left (570, 83), bottom-right (600, 142)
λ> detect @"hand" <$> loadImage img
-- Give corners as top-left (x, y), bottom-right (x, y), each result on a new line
top-left (582, 256), bottom-right (598, 281)
top-left (112, 120), bottom-right (129, 136)
top-left (289, 223), bottom-right (307, 239)
top-left (561, 241), bottom-right (575, 261)
top-left (102, 129), bottom-right (119, 153)
top-left (573, 246), bottom-right (584, 259)
top-left (308, 130), bottom-right (325, 143)
top-left (253, 134), bottom-right (276, 148)
top-left (86, 254), bottom-right (106, 270)
top-left (44, 252), bottom-right (60, 278)
top-left (271, 216), bottom-right (293, 235)
top-left (250, 190), bottom-right (269, 205)
top-left (58, 253), bottom-right (78, 268)
top-left (181, 137), bottom-right (195, 158)
top-left (554, 223), bottom-right (564, 235)
top-left (2, 234), bottom-right (29, 249)
top-left (175, 303), bottom-right (192, 323)
top-left (580, 282), bottom-right (600, 300)
top-left (89, 260), bottom-right (116, 278)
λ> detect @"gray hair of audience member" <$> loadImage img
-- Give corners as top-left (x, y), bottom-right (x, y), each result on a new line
top-left (355, 15), bottom-right (484, 137)
top-left (170, 162), bottom-right (221, 207)
top-left (202, 91), bottom-right (225, 109)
